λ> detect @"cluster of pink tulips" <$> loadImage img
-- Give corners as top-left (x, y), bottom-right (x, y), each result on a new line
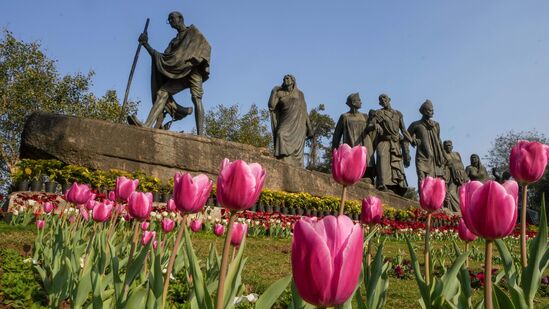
top-left (22, 140), bottom-right (549, 308)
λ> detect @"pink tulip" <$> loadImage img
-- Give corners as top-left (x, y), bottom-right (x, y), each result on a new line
top-left (36, 219), bottom-right (45, 230)
top-left (64, 182), bottom-right (93, 205)
top-left (509, 140), bottom-right (549, 185)
top-left (92, 201), bottom-right (113, 222)
top-left (189, 219), bottom-right (203, 233)
top-left (462, 180), bottom-right (518, 240)
top-left (230, 222), bottom-right (248, 247)
top-left (459, 181), bottom-right (483, 229)
top-left (108, 191), bottom-right (116, 201)
top-left (332, 144), bottom-right (367, 186)
top-left (142, 230), bottom-right (156, 246)
top-left (419, 176), bottom-right (446, 212)
top-left (292, 215), bottom-right (363, 307)
top-left (173, 173), bottom-right (212, 214)
top-left (166, 198), bottom-right (176, 212)
top-left (217, 159), bottom-right (266, 211)
top-left (85, 199), bottom-right (98, 211)
top-left (153, 240), bottom-right (158, 251)
top-left (128, 192), bottom-right (153, 221)
top-left (457, 218), bottom-right (477, 242)
top-left (69, 215), bottom-right (77, 224)
top-left (360, 196), bottom-right (383, 225)
top-left (141, 221), bottom-right (150, 230)
top-left (162, 218), bottom-right (175, 233)
top-left (79, 206), bottom-right (89, 221)
top-left (115, 176), bottom-right (139, 202)
top-left (213, 223), bottom-right (225, 237)
top-left (43, 202), bottom-right (54, 214)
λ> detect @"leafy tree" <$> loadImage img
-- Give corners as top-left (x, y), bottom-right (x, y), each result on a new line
top-left (485, 129), bottom-right (548, 210)
top-left (305, 104), bottom-right (335, 172)
top-left (0, 30), bottom-right (137, 190)
top-left (204, 103), bottom-right (271, 148)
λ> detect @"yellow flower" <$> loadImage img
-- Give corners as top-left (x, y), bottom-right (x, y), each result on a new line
top-left (25, 168), bottom-right (32, 175)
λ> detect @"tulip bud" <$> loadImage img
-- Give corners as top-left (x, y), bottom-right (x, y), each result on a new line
top-left (79, 206), bottom-right (89, 221)
top-left (64, 182), bottom-right (93, 205)
top-left (92, 201), bottom-right (113, 222)
top-left (213, 223), bottom-right (225, 236)
top-left (43, 202), bottom-right (54, 214)
top-left (141, 221), bottom-right (150, 230)
top-left (166, 198), bottom-right (176, 212)
top-left (509, 140), bottom-right (549, 185)
top-left (360, 196), bottom-right (383, 225)
top-left (332, 144), bottom-right (367, 186)
top-left (108, 191), bottom-right (116, 201)
top-left (189, 219), bottom-right (202, 233)
top-left (292, 216), bottom-right (363, 307)
top-left (217, 159), bottom-right (266, 211)
top-left (36, 219), bottom-right (45, 230)
top-left (128, 192), bottom-right (153, 221)
top-left (457, 219), bottom-right (477, 242)
top-left (162, 218), bottom-right (175, 233)
top-left (230, 222), bottom-right (248, 247)
top-left (419, 176), bottom-right (446, 212)
top-left (461, 180), bottom-right (518, 240)
top-left (173, 173), bottom-right (213, 214)
top-left (142, 231), bottom-right (156, 246)
top-left (115, 176), bottom-right (139, 202)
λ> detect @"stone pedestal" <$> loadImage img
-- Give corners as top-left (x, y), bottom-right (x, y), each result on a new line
top-left (20, 112), bottom-right (418, 209)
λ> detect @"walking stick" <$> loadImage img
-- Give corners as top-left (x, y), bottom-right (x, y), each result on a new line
top-left (119, 18), bottom-right (150, 122)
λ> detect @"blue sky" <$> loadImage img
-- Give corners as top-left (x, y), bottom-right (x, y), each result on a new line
top-left (2, 1), bottom-right (549, 189)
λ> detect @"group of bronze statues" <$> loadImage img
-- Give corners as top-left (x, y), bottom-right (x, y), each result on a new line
top-left (268, 78), bottom-right (493, 212)
top-left (129, 11), bottom-right (496, 212)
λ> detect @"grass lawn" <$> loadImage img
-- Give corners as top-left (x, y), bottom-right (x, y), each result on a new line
top-left (1, 221), bottom-right (548, 308)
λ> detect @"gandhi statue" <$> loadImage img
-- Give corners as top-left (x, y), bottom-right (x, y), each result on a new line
top-left (130, 11), bottom-right (211, 134)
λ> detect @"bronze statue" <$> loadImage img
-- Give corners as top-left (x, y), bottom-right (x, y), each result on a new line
top-left (130, 11), bottom-right (211, 134)
top-left (268, 75), bottom-right (313, 166)
top-left (442, 140), bottom-right (468, 212)
top-left (466, 154), bottom-right (490, 182)
top-left (408, 100), bottom-right (446, 189)
top-left (331, 93), bottom-right (376, 183)
top-left (369, 94), bottom-right (413, 196)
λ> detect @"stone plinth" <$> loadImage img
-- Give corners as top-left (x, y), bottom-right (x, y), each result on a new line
top-left (20, 112), bottom-right (418, 209)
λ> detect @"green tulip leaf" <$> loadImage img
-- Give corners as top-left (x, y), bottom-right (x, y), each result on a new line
top-left (183, 225), bottom-right (213, 309)
top-left (521, 194), bottom-right (549, 308)
top-left (255, 275), bottom-right (291, 308)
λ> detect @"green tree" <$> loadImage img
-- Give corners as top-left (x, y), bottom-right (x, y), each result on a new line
top-left (485, 129), bottom-right (548, 210)
top-left (306, 104), bottom-right (335, 172)
top-left (204, 103), bottom-right (271, 148)
top-left (0, 30), bottom-right (137, 190)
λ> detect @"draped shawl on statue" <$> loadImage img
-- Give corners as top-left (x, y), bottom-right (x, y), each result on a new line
top-left (150, 25), bottom-right (211, 105)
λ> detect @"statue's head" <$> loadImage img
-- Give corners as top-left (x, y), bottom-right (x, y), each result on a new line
top-left (470, 154), bottom-right (480, 165)
top-left (282, 74), bottom-right (296, 88)
top-left (443, 140), bottom-right (453, 153)
top-left (346, 93), bottom-right (362, 109)
top-left (167, 11), bottom-right (185, 29)
top-left (419, 100), bottom-right (434, 118)
top-left (378, 94), bottom-right (390, 107)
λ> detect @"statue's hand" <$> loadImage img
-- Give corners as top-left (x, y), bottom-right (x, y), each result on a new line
top-left (138, 32), bottom-right (148, 45)
top-left (375, 124), bottom-right (383, 134)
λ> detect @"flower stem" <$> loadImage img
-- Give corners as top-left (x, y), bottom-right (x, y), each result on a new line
top-left (424, 213), bottom-right (432, 286)
top-left (161, 214), bottom-right (187, 309)
top-left (122, 220), bottom-right (140, 300)
top-left (484, 240), bottom-right (493, 309)
top-left (339, 185), bottom-right (347, 216)
top-left (216, 211), bottom-right (237, 309)
top-left (465, 242), bottom-right (469, 268)
top-left (520, 184), bottom-right (528, 268)
top-left (367, 226), bottom-right (372, 278)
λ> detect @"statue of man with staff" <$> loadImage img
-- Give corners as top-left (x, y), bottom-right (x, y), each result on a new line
top-left (129, 11), bottom-right (211, 134)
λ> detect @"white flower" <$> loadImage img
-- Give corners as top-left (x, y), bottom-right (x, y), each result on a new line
top-left (207, 215), bottom-right (212, 221)
top-left (27, 200), bottom-right (36, 206)
top-left (151, 211), bottom-right (157, 217)
top-left (162, 211), bottom-right (168, 217)
top-left (13, 210), bottom-right (19, 216)
top-left (170, 212), bottom-right (177, 218)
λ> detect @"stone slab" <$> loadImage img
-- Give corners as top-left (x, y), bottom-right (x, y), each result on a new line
top-left (20, 112), bottom-right (419, 210)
